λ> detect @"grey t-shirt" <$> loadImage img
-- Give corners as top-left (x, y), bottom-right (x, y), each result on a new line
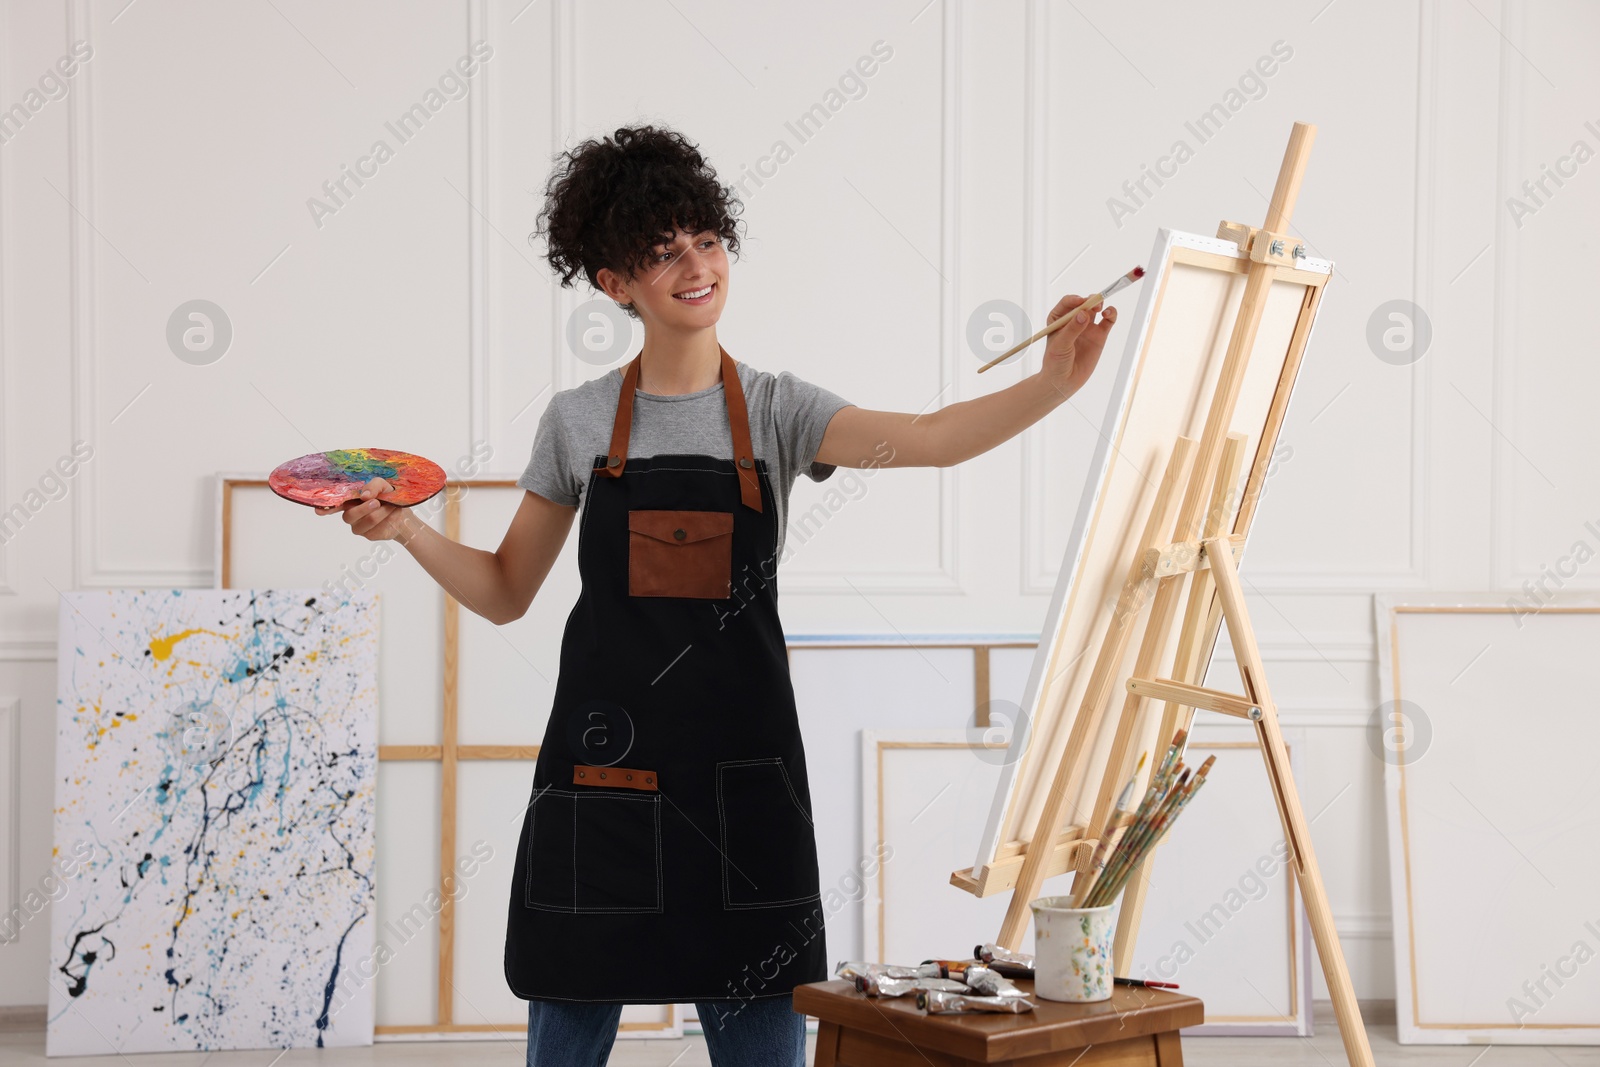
top-left (518, 359), bottom-right (854, 562)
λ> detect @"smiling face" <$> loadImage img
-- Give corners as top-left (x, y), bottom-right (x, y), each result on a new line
top-left (597, 226), bottom-right (729, 331)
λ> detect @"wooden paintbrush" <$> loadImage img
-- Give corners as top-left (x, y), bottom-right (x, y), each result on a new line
top-left (1087, 766), bottom-right (1191, 909)
top-left (976, 265), bottom-right (1146, 373)
top-left (1074, 731), bottom-right (1187, 907)
top-left (1069, 751), bottom-right (1147, 908)
top-left (1089, 756), bottom-right (1216, 908)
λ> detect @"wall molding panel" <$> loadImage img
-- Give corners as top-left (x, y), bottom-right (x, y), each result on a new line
top-left (0, 698), bottom-right (18, 944)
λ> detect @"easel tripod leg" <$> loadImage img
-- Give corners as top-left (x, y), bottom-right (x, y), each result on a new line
top-left (1206, 538), bottom-right (1375, 1067)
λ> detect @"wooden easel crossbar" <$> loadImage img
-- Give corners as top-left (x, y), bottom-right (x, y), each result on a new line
top-left (951, 123), bottom-right (1375, 1067)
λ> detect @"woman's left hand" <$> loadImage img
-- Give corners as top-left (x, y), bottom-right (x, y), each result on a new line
top-left (1039, 293), bottom-right (1118, 396)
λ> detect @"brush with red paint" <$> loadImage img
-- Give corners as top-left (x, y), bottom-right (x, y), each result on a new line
top-left (976, 264), bottom-right (1146, 373)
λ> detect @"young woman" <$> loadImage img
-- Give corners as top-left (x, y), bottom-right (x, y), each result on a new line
top-left (321, 124), bottom-right (1118, 1066)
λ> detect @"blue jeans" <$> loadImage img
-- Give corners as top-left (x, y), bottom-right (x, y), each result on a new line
top-left (525, 994), bottom-right (807, 1066)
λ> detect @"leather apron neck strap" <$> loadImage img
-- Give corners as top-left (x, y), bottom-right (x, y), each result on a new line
top-left (599, 344), bottom-right (763, 513)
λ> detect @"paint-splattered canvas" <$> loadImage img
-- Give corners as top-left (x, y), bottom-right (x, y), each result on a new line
top-left (48, 589), bottom-right (379, 1056)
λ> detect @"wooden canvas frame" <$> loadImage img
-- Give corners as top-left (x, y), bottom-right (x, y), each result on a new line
top-left (219, 505), bottom-right (1036, 1036)
top-left (218, 476), bottom-right (679, 1040)
top-left (222, 494), bottom-right (1039, 1039)
top-left (865, 730), bottom-right (1311, 1036)
top-left (860, 730), bottom-right (1005, 968)
top-left (1127, 737), bottom-right (1313, 1037)
top-left (1374, 594), bottom-right (1600, 1045)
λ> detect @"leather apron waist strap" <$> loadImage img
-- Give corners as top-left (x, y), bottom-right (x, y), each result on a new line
top-left (597, 344), bottom-right (764, 513)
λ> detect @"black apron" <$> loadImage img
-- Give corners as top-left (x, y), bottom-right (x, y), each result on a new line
top-left (505, 346), bottom-right (828, 1004)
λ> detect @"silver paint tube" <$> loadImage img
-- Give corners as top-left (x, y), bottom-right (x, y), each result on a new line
top-left (855, 974), bottom-right (968, 998)
top-left (961, 964), bottom-right (1027, 998)
top-left (974, 942), bottom-right (1035, 967)
top-left (917, 990), bottom-right (1035, 1014)
top-left (834, 960), bottom-right (943, 981)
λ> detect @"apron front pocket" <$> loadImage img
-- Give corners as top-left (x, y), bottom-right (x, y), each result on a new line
top-left (523, 788), bottom-right (663, 913)
top-left (627, 508), bottom-right (734, 599)
top-left (716, 757), bottom-right (822, 910)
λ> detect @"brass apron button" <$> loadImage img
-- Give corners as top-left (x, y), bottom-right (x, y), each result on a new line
top-left (673, 528), bottom-right (686, 540)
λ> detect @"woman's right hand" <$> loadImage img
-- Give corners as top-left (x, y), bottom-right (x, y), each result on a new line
top-left (316, 476), bottom-right (421, 543)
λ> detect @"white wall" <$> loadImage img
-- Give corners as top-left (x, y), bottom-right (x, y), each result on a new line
top-left (2, 0), bottom-right (1596, 1011)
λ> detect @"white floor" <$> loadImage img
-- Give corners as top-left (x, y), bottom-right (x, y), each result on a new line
top-left (5, 1005), bottom-right (1600, 1065)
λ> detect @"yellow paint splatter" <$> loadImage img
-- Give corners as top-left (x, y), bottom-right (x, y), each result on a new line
top-left (149, 628), bottom-right (224, 661)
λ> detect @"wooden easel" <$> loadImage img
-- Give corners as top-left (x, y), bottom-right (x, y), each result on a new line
top-left (985, 124), bottom-right (1376, 1067)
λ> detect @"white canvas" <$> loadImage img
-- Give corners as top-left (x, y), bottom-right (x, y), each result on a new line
top-left (867, 728), bottom-right (1310, 1037)
top-left (860, 731), bottom-right (1014, 968)
top-left (1128, 731), bottom-right (1313, 1036)
top-left (971, 228), bottom-right (1331, 879)
top-left (1375, 594), bottom-right (1600, 1045)
top-left (48, 589), bottom-right (379, 1055)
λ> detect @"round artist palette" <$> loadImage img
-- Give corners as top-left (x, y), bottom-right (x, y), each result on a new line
top-left (269, 448), bottom-right (447, 508)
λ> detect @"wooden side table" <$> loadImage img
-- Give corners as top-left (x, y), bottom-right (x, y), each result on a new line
top-left (793, 978), bottom-right (1203, 1066)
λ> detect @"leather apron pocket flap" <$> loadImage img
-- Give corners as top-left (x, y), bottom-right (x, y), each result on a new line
top-left (715, 758), bottom-right (822, 911)
top-left (627, 509), bottom-right (733, 544)
top-left (524, 789), bottom-right (663, 914)
top-left (573, 765), bottom-right (658, 791)
top-left (627, 508), bottom-right (734, 599)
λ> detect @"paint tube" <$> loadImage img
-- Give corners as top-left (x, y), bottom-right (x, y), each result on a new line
top-left (855, 974), bottom-right (968, 998)
top-left (961, 964), bottom-right (1027, 998)
top-left (917, 990), bottom-right (1035, 1014)
top-left (974, 942), bottom-right (1035, 967)
top-left (834, 961), bottom-right (943, 981)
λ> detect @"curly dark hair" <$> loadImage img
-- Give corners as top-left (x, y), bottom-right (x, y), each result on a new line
top-left (532, 124), bottom-right (744, 319)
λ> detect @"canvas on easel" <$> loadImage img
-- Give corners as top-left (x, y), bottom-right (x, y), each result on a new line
top-left (950, 124), bottom-right (1376, 1066)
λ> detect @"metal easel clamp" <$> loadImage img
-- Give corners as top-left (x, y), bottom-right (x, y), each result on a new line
top-left (1247, 228), bottom-right (1307, 268)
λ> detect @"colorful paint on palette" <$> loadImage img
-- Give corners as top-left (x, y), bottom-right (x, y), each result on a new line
top-left (268, 447), bottom-right (446, 508)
